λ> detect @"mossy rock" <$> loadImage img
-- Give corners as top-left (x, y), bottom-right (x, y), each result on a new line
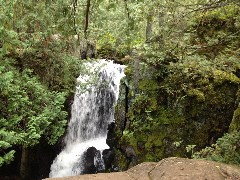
top-left (119, 124), bottom-right (188, 165)
top-left (213, 70), bottom-right (240, 85)
top-left (229, 106), bottom-right (240, 132)
top-left (187, 89), bottom-right (205, 102)
top-left (113, 55), bottom-right (239, 170)
top-left (113, 149), bottom-right (129, 171)
top-left (138, 79), bottom-right (159, 92)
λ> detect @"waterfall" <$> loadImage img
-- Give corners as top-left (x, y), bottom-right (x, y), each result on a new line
top-left (49, 60), bottom-right (125, 178)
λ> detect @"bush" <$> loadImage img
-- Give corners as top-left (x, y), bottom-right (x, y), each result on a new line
top-left (193, 131), bottom-right (240, 165)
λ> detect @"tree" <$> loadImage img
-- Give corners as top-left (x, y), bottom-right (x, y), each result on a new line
top-left (0, 59), bottom-right (67, 178)
top-left (84, 0), bottom-right (91, 38)
top-left (0, 1), bottom-right (80, 178)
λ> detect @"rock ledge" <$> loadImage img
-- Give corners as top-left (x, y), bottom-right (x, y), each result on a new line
top-left (45, 157), bottom-right (240, 180)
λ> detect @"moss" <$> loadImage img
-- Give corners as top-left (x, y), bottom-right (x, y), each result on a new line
top-left (124, 66), bottom-right (133, 77)
top-left (145, 132), bottom-right (164, 149)
top-left (144, 150), bottom-right (163, 162)
top-left (154, 108), bottom-right (186, 125)
top-left (121, 131), bottom-right (138, 152)
top-left (213, 70), bottom-right (240, 85)
top-left (138, 79), bottom-right (159, 92)
top-left (229, 106), bottom-right (240, 132)
top-left (121, 78), bottom-right (238, 166)
top-left (114, 149), bottom-right (129, 171)
top-left (114, 53), bottom-right (239, 169)
top-left (200, 4), bottom-right (238, 22)
top-left (187, 89), bottom-right (205, 102)
top-left (120, 123), bottom-right (188, 163)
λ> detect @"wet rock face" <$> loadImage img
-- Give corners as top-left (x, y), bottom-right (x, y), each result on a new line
top-left (102, 149), bottom-right (115, 170)
top-left (106, 122), bottom-right (116, 148)
top-left (95, 88), bottom-right (115, 137)
top-left (81, 147), bottom-right (104, 174)
top-left (98, 122), bottom-right (117, 171)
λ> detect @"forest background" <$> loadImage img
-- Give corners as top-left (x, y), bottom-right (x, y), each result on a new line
top-left (0, 0), bottom-right (240, 179)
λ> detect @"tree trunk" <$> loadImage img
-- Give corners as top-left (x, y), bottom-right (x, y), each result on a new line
top-left (146, 12), bottom-right (153, 43)
top-left (73, 0), bottom-right (78, 35)
top-left (84, 0), bottom-right (91, 38)
top-left (123, 0), bottom-right (133, 52)
top-left (20, 147), bottom-right (29, 180)
top-left (158, 10), bottom-right (165, 49)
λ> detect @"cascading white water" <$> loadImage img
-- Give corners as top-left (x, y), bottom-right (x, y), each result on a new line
top-left (49, 60), bottom-right (125, 178)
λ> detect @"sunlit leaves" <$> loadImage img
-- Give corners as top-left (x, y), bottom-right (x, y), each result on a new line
top-left (0, 150), bottom-right (15, 166)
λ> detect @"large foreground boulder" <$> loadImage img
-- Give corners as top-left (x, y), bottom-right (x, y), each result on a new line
top-left (44, 157), bottom-right (240, 180)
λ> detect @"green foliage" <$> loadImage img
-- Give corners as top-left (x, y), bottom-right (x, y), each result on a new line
top-left (0, 0), bottom-right (85, 168)
top-left (121, 129), bottom-right (164, 162)
top-left (116, 1), bottom-right (240, 168)
top-left (186, 144), bottom-right (196, 154)
top-left (0, 150), bottom-right (15, 167)
top-left (0, 59), bottom-right (67, 166)
top-left (189, 3), bottom-right (240, 58)
top-left (127, 89), bottom-right (185, 133)
top-left (96, 32), bottom-right (131, 59)
top-left (20, 43), bottom-right (81, 93)
top-left (0, 0), bottom-right (82, 92)
top-left (163, 55), bottom-right (240, 106)
top-left (193, 131), bottom-right (240, 165)
top-left (187, 89), bottom-right (205, 102)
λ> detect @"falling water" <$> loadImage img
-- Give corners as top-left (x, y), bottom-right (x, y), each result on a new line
top-left (49, 60), bottom-right (125, 178)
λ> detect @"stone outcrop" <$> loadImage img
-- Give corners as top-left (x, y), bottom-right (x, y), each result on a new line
top-left (44, 157), bottom-right (240, 180)
top-left (111, 55), bottom-right (240, 169)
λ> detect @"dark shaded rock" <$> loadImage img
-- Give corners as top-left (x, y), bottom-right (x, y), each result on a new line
top-left (137, 141), bottom-right (145, 151)
top-left (0, 176), bottom-right (20, 180)
top-left (125, 147), bottom-right (136, 158)
top-left (106, 122), bottom-right (115, 148)
top-left (81, 147), bottom-right (98, 174)
top-left (102, 149), bottom-right (115, 170)
top-left (81, 147), bottom-right (105, 174)
top-left (80, 39), bottom-right (97, 59)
